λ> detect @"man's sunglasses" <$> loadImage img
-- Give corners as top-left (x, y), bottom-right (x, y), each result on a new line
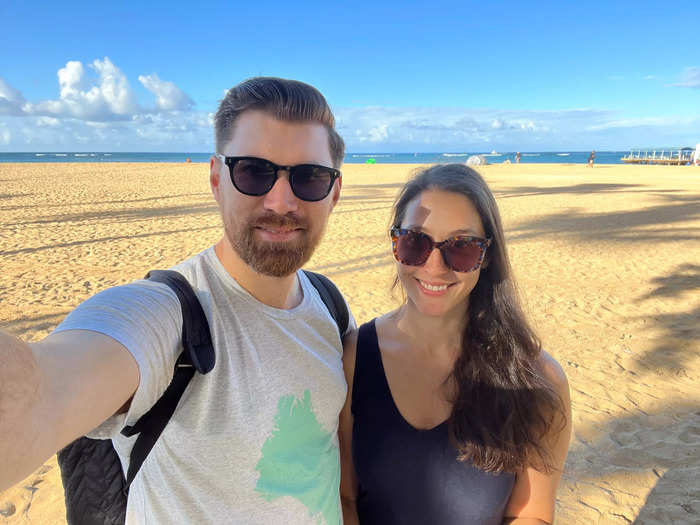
top-left (215, 155), bottom-right (341, 202)
top-left (390, 228), bottom-right (491, 273)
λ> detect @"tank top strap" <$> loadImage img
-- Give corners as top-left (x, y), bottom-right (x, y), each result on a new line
top-left (351, 319), bottom-right (391, 415)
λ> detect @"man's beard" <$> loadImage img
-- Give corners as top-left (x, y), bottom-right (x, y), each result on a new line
top-left (224, 211), bottom-right (321, 277)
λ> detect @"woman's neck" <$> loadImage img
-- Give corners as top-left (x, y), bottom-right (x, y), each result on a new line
top-left (391, 301), bottom-right (468, 361)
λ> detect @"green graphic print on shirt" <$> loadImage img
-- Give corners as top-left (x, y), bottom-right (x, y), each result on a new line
top-left (255, 389), bottom-right (341, 525)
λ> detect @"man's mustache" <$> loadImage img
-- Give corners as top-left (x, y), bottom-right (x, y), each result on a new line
top-left (251, 212), bottom-right (308, 230)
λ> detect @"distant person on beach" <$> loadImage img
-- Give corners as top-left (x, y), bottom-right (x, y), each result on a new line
top-left (516, 151), bottom-right (521, 163)
top-left (339, 164), bottom-right (572, 524)
top-left (588, 150), bottom-right (595, 166)
top-left (1, 77), bottom-right (354, 523)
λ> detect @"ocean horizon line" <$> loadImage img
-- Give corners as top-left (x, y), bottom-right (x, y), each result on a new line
top-left (0, 150), bottom-right (658, 165)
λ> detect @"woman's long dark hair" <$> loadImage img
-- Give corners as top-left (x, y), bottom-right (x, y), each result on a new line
top-left (391, 164), bottom-right (566, 474)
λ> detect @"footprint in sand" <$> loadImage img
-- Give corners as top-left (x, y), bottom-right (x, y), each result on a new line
top-left (678, 426), bottom-right (700, 445)
top-left (0, 501), bottom-right (16, 517)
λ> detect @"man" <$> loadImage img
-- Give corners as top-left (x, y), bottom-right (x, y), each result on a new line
top-left (0, 77), bottom-right (353, 524)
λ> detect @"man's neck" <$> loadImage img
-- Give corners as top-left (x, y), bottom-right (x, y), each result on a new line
top-left (213, 239), bottom-right (303, 309)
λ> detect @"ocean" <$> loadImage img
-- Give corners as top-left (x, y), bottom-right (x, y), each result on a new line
top-left (0, 151), bottom-right (630, 164)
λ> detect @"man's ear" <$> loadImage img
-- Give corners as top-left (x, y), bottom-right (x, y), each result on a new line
top-left (329, 176), bottom-right (342, 210)
top-left (210, 156), bottom-right (222, 203)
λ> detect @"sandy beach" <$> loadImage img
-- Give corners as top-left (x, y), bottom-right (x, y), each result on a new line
top-left (1, 161), bottom-right (699, 524)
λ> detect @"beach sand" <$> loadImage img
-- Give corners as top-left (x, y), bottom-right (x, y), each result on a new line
top-left (1, 161), bottom-right (699, 524)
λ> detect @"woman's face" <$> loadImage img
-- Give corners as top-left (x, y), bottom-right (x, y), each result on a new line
top-left (397, 189), bottom-right (486, 318)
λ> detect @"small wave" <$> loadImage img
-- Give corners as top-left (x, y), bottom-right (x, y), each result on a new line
top-left (74, 154), bottom-right (89, 157)
top-left (482, 153), bottom-right (502, 157)
top-left (103, 153), bottom-right (112, 156)
top-left (556, 153), bottom-right (570, 156)
top-left (35, 153), bottom-right (46, 157)
top-left (54, 153), bottom-right (68, 157)
top-left (442, 153), bottom-right (469, 157)
top-left (352, 154), bottom-right (391, 158)
top-left (522, 153), bottom-right (540, 157)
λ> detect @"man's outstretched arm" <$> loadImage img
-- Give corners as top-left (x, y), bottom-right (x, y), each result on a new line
top-left (0, 329), bottom-right (139, 491)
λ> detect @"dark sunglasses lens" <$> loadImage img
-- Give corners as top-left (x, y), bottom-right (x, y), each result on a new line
top-left (231, 158), bottom-right (276, 196)
top-left (443, 239), bottom-right (483, 272)
top-left (396, 231), bottom-right (432, 266)
top-left (291, 166), bottom-right (333, 201)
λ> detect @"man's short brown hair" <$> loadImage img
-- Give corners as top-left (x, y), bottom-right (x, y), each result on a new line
top-left (214, 77), bottom-right (345, 168)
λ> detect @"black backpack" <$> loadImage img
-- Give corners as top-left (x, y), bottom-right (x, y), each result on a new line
top-left (57, 269), bottom-right (349, 525)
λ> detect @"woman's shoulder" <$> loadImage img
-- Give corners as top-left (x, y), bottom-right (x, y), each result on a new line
top-left (537, 349), bottom-right (570, 395)
top-left (342, 312), bottom-right (400, 370)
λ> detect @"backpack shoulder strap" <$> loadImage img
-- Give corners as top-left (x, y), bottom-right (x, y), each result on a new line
top-left (303, 270), bottom-right (349, 338)
top-left (119, 269), bottom-right (214, 489)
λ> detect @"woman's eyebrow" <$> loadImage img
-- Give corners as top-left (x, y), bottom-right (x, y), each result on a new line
top-left (405, 225), bottom-right (483, 237)
top-left (451, 228), bottom-right (482, 236)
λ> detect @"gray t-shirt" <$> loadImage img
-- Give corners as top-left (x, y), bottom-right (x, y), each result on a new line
top-left (55, 247), bottom-right (353, 525)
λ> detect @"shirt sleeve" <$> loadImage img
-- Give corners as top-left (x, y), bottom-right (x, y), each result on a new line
top-left (344, 299), bottom-right (357, 337)
top-left (53, 280), bottom-right (183, 438)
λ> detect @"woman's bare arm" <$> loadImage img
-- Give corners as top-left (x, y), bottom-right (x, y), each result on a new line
top-left (502, 351), bottom-right (573, 524)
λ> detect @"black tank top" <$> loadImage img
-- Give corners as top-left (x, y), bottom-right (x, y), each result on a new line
top-left (351, 320), bottom-right (515, 524)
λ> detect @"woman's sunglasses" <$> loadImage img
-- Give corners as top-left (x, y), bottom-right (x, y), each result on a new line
top-left (390, 228), bottom-right (491, 273)
top-left (215, 155), bottom-right (341, 202)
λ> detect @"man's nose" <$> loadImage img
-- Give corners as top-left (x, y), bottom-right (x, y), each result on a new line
top-left (262, 170), bottom-right (299, 214)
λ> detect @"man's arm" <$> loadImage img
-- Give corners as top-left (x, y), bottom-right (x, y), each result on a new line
top-left (0, 329), bottom-right (139, 491)
top-left (339, 329), bottom-right (359, 525)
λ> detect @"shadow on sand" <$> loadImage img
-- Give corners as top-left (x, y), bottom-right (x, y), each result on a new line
top-left (507, 192), bottom-right (700, 244)
top-left (5, 201), bottom-right (219, 228)
top-left (631, 263), bottom-right (700, 377)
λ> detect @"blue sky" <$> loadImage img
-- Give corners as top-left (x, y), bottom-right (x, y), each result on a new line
top-left (1, 0), bottom-right (698, 152)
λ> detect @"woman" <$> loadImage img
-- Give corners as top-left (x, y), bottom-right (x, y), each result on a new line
top-left (339, 164), bottom-right (572, 524)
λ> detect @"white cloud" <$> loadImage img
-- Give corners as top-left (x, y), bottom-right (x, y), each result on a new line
top-left (336, 107), bottom-right (603, 150)
top-left (2, 58), bottom-right (698, 152)
top-left (23, 57), bottom-right (139, 121)
top-left (0, 110), bottom-right (213, 151)
top-left (585, 115), bottom-right (696, 131)
top-left (0, 57), bottom-right (209, 151)
top-left (5, 57), bottom-right (195, 123)
top-left (37, 116), bottom-right (60, 127)
top-left (0, 78), bottom-right (26, 115)
top-left (138, 73), bottom-right (194, 111)
top-left (0, 125), bottom-right (10, 145)
top-left (333, 105), bottom-right (700, 151)
top-left (92, 58), bottom-right (139, 114)
top-left (365, 123), bottom-right (388, 142)
top-left (673, 66), bottom-right (700, 88)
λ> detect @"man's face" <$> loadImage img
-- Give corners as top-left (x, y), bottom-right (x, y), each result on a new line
top-left (211, 110), bottom-right (341, 277)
